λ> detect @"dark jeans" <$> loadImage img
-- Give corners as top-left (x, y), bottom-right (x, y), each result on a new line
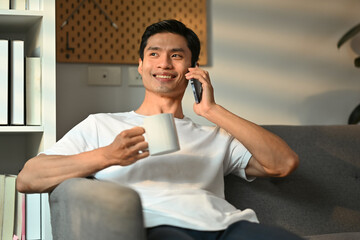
top-left (147, 220), bottom-right (305, 240)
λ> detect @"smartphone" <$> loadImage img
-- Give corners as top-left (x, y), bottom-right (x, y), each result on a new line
top-left (189, 64), bottom-right (203, 103)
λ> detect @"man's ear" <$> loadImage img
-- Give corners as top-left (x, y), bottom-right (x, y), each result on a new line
top-left (138, 58), bottom-right (143, 75)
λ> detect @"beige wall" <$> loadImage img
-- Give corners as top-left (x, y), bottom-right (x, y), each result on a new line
top-left (56, 0), bottom-right (360, 139)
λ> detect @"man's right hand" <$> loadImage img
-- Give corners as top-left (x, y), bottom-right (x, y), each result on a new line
top-left (101, 127), bottom-right (149, 166)
top-left (17, 127), bottom-right (149, 193)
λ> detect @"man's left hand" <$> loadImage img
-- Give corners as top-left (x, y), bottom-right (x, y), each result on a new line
top-left (185, 67), bottom-right (217, 118)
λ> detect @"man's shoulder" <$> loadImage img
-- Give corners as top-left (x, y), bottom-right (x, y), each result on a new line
top-left (179, 117), bottom-right (226, 135)
top-left (89, 111), bottom-right (136, 120)
top-left (87, 111), bottom-right (143, 127)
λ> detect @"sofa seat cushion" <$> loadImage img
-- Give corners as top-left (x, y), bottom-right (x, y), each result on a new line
top-left (305, 232), bottom-right (360, 240)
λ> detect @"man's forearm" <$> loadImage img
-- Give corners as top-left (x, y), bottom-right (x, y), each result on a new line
top-left (16, 148), bottom-right (109, 193)
top-left (16, 127), bottom-right (149, 193)
top-left (204, 104), bottom-right (299, 177)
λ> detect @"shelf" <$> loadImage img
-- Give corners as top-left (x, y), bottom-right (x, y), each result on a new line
top-left (0, 11), bottom-right (42, 33)
top-left (0, 126), bottom-right (44, 133)
top-left (0, 2), bottom-right (55, 239)
top-left (0, 9), bottom-right (42, 16)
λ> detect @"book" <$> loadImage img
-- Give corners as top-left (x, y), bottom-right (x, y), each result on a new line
top-left (13, 191), bottom-right (24, 240)
top-left (1, 175), bottom-right (17, 240)
top-left (27, 0), bottom-right (39, 10)
top-left (0, 40), bottom-right (9, 125)
top-left (26, 194), bottom-right (41, 239)
top-left (26, 57), bottom-right (41, 125)
top-left (0, 0), bottom-right (9, 9)
top-left (0, 174), bottom-right (5, 238)
top-left (10, 0), bottom-right (25, 10)
top-left (21, 194), bottom-right (25, 240)
top-left (10, 40), bottom-right (25, 125)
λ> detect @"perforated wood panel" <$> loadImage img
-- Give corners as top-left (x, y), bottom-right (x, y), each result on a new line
top-left (56, 0), bottom-right (207, 65)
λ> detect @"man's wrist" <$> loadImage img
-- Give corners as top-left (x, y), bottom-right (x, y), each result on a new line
top-left (87, 146), bottom-right (114, 170)
top-left (202, 104), bottom-right (225, 124)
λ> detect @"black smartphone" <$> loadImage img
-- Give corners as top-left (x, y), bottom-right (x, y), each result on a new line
top-left (189, 64), bottom-right (202, 103)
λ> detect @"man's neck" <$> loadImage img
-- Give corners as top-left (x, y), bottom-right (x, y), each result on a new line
top-left (135, 92), bottom-right (185, 119)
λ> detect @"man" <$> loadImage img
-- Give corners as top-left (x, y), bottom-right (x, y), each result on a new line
top-left (17, 20), bottom-right (302, 239)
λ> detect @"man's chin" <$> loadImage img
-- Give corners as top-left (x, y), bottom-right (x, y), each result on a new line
top-left (151, 87), bottom-right (184, 99)
top-left (144, 82), bottom-right (187, 97)
top-left (155, 89), bottom-right (178, 97)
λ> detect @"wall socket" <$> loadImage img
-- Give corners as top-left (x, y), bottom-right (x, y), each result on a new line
top-left (128, 67), bottom-right (143, 86)
top-left (88, 65), bottom-right (122, 86)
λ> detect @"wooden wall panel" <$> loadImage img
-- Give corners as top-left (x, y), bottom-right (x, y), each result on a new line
top-left (56, 0), bottom-right (207, 65)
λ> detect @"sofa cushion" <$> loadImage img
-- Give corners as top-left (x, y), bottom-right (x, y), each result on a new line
top-left (305, 232), bottom-right (360, 240)
top-left (224, 125), bottom-right (360, 237)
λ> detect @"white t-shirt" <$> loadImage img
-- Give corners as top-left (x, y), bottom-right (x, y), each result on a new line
top-left (43, 111), bottom-right (259, 230)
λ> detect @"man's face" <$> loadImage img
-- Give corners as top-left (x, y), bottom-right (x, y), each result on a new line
top-left (138, 32), bottom-right (192, 98)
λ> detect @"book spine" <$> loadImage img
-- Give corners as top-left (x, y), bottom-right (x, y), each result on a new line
top-left (14, 191), bottom-right (24, 240)
top-left (0, 40), bottom-right (9, 125)
top-left (0, 0), bottom-right (9, 9)
top-left (26, 57), bottom-right (41, 126)
top-left (21, 194), bottom-right (25, 240)
top-left (10, 0), bottom-right (26, 10)
top-left (27, 0), bottom-right (40, 10)
top-left (0, 174), bottom-right (6, 238)
top-left (10, 40), bottom-right (25, 125)
top-left (25, 194), bottom-right (41, 239)
top-left (2, 175), bottom-right (17, 240)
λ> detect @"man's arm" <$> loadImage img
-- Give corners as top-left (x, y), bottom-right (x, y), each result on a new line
top-left (185, 68), bottom-right (299, 178)
top-left (16, 127), bottom-right (149, 193)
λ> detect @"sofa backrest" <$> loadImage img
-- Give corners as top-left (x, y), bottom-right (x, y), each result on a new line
top-left (224, 125), bottom-right (360, 237)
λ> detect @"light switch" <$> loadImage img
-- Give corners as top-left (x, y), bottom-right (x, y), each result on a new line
top-left (88, 65), bottom-right (121, 86)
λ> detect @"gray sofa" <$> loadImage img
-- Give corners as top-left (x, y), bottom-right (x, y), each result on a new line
top-left (225, 125), bottom-right (360, 239)
top-left (49, 125), bottom-right (360, 239)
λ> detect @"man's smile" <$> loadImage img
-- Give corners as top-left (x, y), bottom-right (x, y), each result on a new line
top-left (153, 73), bottom-right (177, 82)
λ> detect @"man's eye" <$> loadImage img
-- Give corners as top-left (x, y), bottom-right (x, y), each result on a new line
top-left (172, 54), bottom-right (182, 58)
top-left (150, 53), bottom-right (158, 56)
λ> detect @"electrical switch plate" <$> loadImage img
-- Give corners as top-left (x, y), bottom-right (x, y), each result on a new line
top-left (128, 67), bottom-right (143, 86)
top-left (88, 65), bottom-right (122, 86)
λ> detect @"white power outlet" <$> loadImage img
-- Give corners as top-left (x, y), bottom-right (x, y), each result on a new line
top-left (88, 65), bottom-right (122, 86)
top-left (128, 67), bottom-right (143, 86)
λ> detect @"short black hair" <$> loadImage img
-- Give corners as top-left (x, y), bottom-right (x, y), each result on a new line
top-left (139, 19), bottom-right (201, 66)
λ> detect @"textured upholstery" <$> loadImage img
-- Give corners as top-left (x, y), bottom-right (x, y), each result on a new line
top-left (225, 125), bottom-right (360, 238)
top-left (305, 232), bottom-right (360, 240)
top-left (49, 178), bottom-right (146, 240)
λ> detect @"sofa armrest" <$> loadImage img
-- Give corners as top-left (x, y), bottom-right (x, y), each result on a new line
top-left (49, 178), bottom-right (145, 240)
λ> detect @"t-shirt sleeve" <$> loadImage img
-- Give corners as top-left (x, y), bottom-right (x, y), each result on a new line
top-left (223, 136), bottom-right (254, 181)
top-left (41, 115), bottom-right (99, 156)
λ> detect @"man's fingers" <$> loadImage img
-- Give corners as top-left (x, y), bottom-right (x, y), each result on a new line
top-left (126, 135), bottom-right (146, 148)
top-left (136, 150), bottom-right (150, 159)
top-left (115, 127), bottom-right (146, 148)
top-left (185, 69), bottom-right (210, 85)
top-left (107, 127), bottom-right (149, 166)
top-left (119, 126), bottom-right (145, 139)
top-left (128, 141), bottom-right (149, 157)
top-left (121, 148), bottom-right (149, 166)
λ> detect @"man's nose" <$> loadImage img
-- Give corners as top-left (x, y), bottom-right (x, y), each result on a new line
top-left (157, 55), bottom-right (172, 69)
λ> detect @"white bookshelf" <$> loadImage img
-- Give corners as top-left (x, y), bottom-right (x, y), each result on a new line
top-left (0, 1), bottom-right (55, 239)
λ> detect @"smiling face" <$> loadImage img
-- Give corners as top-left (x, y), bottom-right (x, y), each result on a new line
top-left (138, 32), bottom-right (192, 99)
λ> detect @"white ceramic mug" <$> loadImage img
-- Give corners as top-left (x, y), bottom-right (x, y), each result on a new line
top-left (143, 113), bottom-right (180, 156)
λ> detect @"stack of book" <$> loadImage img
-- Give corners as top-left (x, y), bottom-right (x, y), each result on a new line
top-left (0, 39), bottom-right (41, 126)
top-left (0, 174), bottom-right (24, 240)
top-left (0, 0), bottom-right (40, 10)
top-left (0, 175), bottom-right (42, 240)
